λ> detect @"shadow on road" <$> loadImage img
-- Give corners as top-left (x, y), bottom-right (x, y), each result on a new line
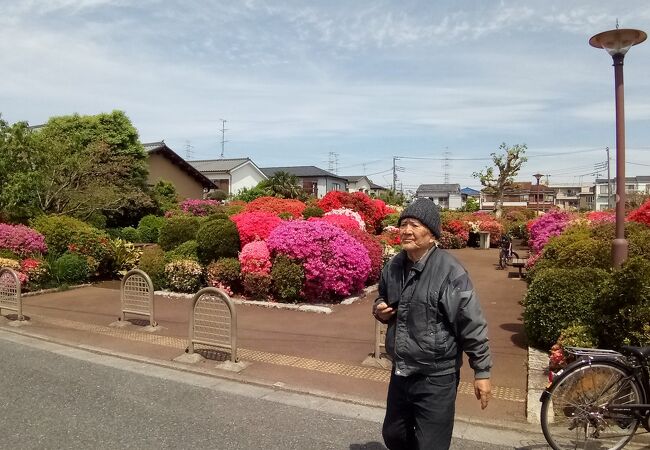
top-left (500, 322), bottom-right (528, 349)
top-left (349, 442), bottom-right (386, 450)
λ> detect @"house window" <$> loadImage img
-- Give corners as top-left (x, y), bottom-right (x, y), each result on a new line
top-left (599, 185), bottom-right (609, 194)
top-left (303, 181), bottom-right (317, 195)
top-left (213, 179), bottom-right (229, 192)
top-left (332, 183), bottom-right (341, 191)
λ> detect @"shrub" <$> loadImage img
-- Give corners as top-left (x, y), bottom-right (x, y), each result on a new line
top-left (242, 272), bottom-right (272, 300)
top-left (267, 220), bottom-right (371, 301)
top-left (206, 190), bottom-right (228, 201)
top-left (245, 196), bottom-right (306, 218)
top-left (137, 215), bottom-right (166, 243)
top-left (179, 199), bottom-right (223, 216)
top-left (195, 218), bottom-right (240, 264)
top-left (230, 211), bottom-right (282, 247)
top-left (595, 257), bottom-right (650, 348)
top-left (557, 323), bottom-right (597, 349)
top-left (239, 240), bottom-right (272, 275)
top-left (324, 208), bottom-right (365, 230)
top-left (318, 191), bottom-right (383, 233)
top-left (346, 228), bottom-right (383, 284)
top-left (527, 210), bottom-right (574, 254)
top-left (31, 215), bottom-right (107, 259)
top-left (627, 198), bottom-right (650, 227)
top-left (381, 212), bottom-right (400, 229)
top-left (158, 215), bottom-right (201, 251)
top-left (522, 267), bottom-right (608, 349)
top-left (271, 255), bottom-right (304, 303)
top-left (164, 259), bottom-right (203, 293)
top-left (206, 258), bottom-right (241, 293)
top-left (438, 230), bottom-right (466, 249)
top-left (119, 226), bottom-right (141, 243)
top-left (0, 257), bottom-right (21, 271)
top-left (138, 245), bottom-right (167, 289)
top-left (51, 252), bottom-right (90, 284)
top-left (302, 205), bottom-right (324, 219)
top-left (311, 214), bottom-right (362, 233)
top-left (105, 238), bottom-right (142, 276)
top-left (0, 223), bottom-right (48, 256)
top-left (20, 258), bottom-right (49, 286)
top-left (165, 240), bottom-right (199, 262)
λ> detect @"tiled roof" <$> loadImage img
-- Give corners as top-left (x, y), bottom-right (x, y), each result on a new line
top-left (460, 187), bottom-right (480, 195)
top-left (596, 176), bottom-right (650, 183)
top-left (260, 166), bottom-right (347, 181)
top-left (188, 158), bottom-right (251, 173)
top-left (416, 184), bottom-right (461, 194)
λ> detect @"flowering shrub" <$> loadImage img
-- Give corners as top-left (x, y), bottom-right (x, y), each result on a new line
top-left (311, 214), bottom-right (361, 233)
top-left (0, 257), bottom-right (21, 271)
top-left (527, 210), bottom-right (574, 254)
top-left (379, 226), bottom-right (400, 246)
top-left (164, 259), bottom-right (203, 293)
top-left (373, 199), bottom-right (396, 218)
top-left (206, 258), bottom-right (241, 293)
top-left (20, 258), bottom-right (48, 284)
top-left (628, 198), bottom-right (650, 227)
top-left (267, 221), bottom-right (371, 301)
top-left (585, 210), bottom-right (615, 223)
top-left (438, 231), bottom-right (466, 249)
top-left (0, 223), bottom-right (48, 256)
top-left (239, 240), bottom-right (272, 275)
top-left (31, 215), bottom-right (106, 259)
top-left (324, 208), bottom-right (365, 230)
top-left (179, 199), bottom-right (223, 216)
top-left (346, 229), bottom-right (383, 284)
top-left (230, 211), bottom-right (282, 247)
top-left (242, 272), bottom-right (272, 300)
top-left (476, 219), bottom-right (504, 247)
top-left (271, 255), bottom-right (304, 303)
top-left (245, 196), bottom-right (306, 218)
top-left (442, 219), bottom-right (469, 245)
top-left (318, 191), bottom-right (383, 232)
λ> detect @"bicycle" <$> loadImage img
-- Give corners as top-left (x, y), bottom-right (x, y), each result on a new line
top-left (540, 345), bottom-right (650, 450)
top-left (497, 235), bottom-right (519, 269)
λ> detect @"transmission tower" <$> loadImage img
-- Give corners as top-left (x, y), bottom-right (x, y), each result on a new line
top-left (328, 152), bottom-right (339, 174)
top-left (443, 150), bottom-right (450, 184)
top-left (219, 119), bottom-right (228, 158)
top-left (184, 140), bottom-right (193, 160)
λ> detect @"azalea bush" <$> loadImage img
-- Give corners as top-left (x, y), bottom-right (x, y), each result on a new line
top-left (195, 217), bottom-right (240, 264)
top-left (324, 208), bottom-right (365, 230)
top-left (318, 191), bottom-right (383, 233)
top-left (267, 221), bottom-right (371, 301)
top-left (20, 258), bottom-right (48, 285)
top-left (164, 259), bottom-right (203, 293)
top-left (244, 196), bottom-right (306, 218)
top-left (31, 215), bottom-right (108, 261)
top-left (312, 214), bottom-right (362, 233)
top-left (438, 231), bottom-right (466, 249)
top-left (180, 199), bottom-right (223, 216)
top-left (271, 255), bottom-right (304, 303)
top-left (239, 240), bottom-right (272, 275)
top-left (230, 211), bottom-right (282, 247)
top-left (242, 272), bottom-right (272, 300)
top-left (0, 223), bottom-right (48, 257)
top-left (527, 209), bottom-right (574, 254)
top-left (628, 198), bottom-right (650, 227)
top-left (206, 258), bottom-right (241, 293)
top-left (346, 228), bottom-right (383, 284)
top-left (442, 219), bottom-right (469, 245)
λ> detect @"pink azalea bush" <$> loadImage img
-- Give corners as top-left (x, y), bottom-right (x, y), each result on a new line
top-left (267, 220), bottom-right (371, 301)
top-left (239, 240), bottom-right (272, 275)
top-left (245, 196), bottom-right (306, 218)
top-left (324, 208), bottom-right (365, 230)
top-left (585, 211), bottom-right (615, 223)
top-left (528, 210), bottom-right (574, 254)
top-left (230, 211), bottom-right (282, 247)
top-left (310, 214), bottom-right (362, 233)
top-left (0, 223), bottom-right (48, 256)
top-left (179, 199), bottom-right (222, 216)
top-left (20, 258), bottom-right (48, 284)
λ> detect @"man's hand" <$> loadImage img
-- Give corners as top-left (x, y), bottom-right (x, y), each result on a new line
top-left (373, 301), bottom-right (396, 322)
top-left (474, 378), bottom-right (491, 410)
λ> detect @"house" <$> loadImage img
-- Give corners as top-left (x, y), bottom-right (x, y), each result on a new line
top-left (369, 182), bottom-right (390, 197)
top-left (344, 175), bottom-right (373, 194)
top-left (260, 166), bottom-right (348, 198)
top-left (480, 181), bottom-right (555, 212)
top-left (460, 187), bottom-right (480, 208)
top-left (144, 142), bottom-right (216, 199)
top-left (415, 184), bottom-right (462, 210)
top-left (189, 158), bottom-right (267, 196)
top-left (594, 176), bottom-right (650, 211)
top-left (548, 183), bottom-right (597, 211)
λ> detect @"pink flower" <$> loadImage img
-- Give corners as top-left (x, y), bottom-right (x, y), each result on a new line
top-left (230, 211), bottom-right (282, 247)
top-left (0, 223), bottom-right (48, 256)
top-left (239, 241), bottom-right (272, 275)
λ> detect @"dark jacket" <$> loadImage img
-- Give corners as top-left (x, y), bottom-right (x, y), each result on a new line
top-left (375, 247), bottom-right (491, 378)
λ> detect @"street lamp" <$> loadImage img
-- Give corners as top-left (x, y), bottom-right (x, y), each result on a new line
top-left (589, 27), bottom-right (647, 268)
top-left (533, 173), bottom-right (543, 215)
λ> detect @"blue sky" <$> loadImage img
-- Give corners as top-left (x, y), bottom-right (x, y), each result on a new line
top-left (1, 1), bottom-right (650, 193)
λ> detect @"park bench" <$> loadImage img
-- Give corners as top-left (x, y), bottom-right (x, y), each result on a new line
top-left (509, 258), bottom-right (529, 277)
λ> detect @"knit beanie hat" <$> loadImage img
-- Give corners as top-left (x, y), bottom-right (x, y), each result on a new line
top-left (398, 198), bottom-right (441, 239)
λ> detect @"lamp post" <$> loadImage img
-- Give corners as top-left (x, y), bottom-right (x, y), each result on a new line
top-left (533, 173), bottom-right (543, 215)
top-left (589, 27), bottom-right (646, 268)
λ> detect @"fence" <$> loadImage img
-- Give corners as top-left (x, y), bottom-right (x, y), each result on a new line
top-left (120, 269), bottom-right (157, 327)
top-left (0, 267), bottom-right (23, 320)
top-left (187, 287), bottom-right (238, 362)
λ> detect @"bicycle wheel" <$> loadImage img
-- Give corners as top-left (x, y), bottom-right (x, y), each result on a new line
top-left (498, 252), bottom-right (506, 269)
top-left (541, 362), bottom-right (642, 450)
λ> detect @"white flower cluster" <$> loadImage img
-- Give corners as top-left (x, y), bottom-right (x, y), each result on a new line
top-left (324, 208), bottom-right (366, 231)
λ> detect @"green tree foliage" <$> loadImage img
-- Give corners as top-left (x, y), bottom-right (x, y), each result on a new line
top-left (0, 111), bottom-right (153, 223)
top-left (472, 143), bottom-right (527, 218)
top-left (260, 171), bottom-right (307, 200)
top-left (377, 189), bottom-right (405, 206)
top-left (150, 180), bottom-right (179, 214)
top-left (459, 197), bottom-right (479, 212)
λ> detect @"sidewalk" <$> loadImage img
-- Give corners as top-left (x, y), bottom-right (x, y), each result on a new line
top-left (2, 246), bottom-right (530, 428)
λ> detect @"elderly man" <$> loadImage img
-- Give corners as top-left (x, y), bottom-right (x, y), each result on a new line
top-left (373, 198), bottom-right (492, 450)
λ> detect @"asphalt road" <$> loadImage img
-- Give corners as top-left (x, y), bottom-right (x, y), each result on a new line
top-left (0, 330), bottom-right (518, 449)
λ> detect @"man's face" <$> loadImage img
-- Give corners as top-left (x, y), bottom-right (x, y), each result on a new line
top-left (399, 218), bottom-right (435, 253)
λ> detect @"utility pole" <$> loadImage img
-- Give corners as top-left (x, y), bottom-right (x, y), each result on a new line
top-left (606, 146), bottom-right (612, 209)
top-left (219, 119), bottom-right (228, 158)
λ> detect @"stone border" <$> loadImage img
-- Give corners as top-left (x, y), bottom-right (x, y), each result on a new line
top-left (22, 284), bottom-right (92, 298)
top-left (526, 346), bottom-right (549, 424)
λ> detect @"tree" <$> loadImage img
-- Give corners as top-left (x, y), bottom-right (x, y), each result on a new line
top-left (377, 189), bottom-right (405, 206)
top-left (460, 197), bottom-right (480, 212)
top-left (0, 111), bottom-right (153, 224)
top-left (259, 171), bottom-right (307, 200)
top-left (472, 143), bottom-right (527, 218)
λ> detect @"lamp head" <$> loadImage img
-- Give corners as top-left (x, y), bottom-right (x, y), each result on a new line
top-left (589, 28), bottom-right (647, 56)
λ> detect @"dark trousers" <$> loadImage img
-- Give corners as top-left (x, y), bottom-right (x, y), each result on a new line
top-left (382, 370), bottom-right (459, 450)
